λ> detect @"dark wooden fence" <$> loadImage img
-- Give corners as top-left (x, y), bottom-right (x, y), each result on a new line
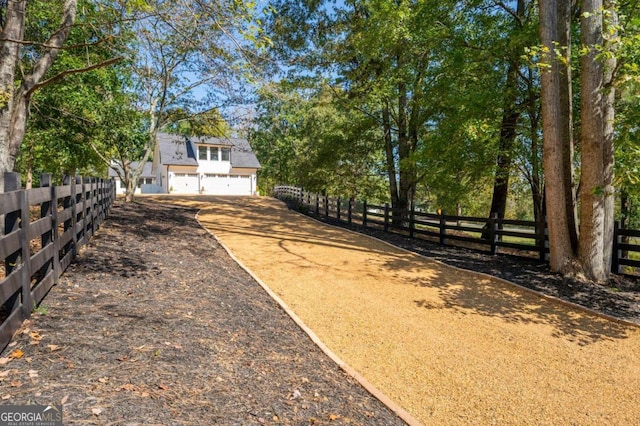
top-left (1, 172), bottom-right (115, 351)
top-left (274, 185), bottom-right (640, 278)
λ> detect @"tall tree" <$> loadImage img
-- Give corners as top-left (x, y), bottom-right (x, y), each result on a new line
top-left (539, 0), bottom-right (627, 281)
top-left (539, 0), bottom-right (575, 273)
top-left (0, 0), bottom-right (123, 192)
top-left (487, 0), bottom-right (530, 222)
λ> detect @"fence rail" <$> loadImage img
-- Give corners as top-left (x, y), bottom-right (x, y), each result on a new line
top-left (1, 172), bottom-right (115, 352)
top-left (273, 185), bottom-right (640, 278)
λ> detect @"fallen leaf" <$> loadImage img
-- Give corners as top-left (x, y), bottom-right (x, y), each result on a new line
top-left (10, 381), bottom-right (22, 387)
top-left (158, 384), bottom-right (169, 390)
top-left (120, 384), bottom-right (136, 391)
top-left (91, 407), bottom-right (102, 416)
top-left (2, 395), bottom-right (11, 400)
top-left (0, 359), bottom-right (11, 366)
top-left (28, 370), bottom-right (38, 378)
top-left (329, 414), bottom-right (341, 421)
top-left (47, 345), bottom-right (61, 352)
top-left (8, 349), bottom-right (23, 359)
top-left (29, 331), bottom-right (43, 342)
top-left (98, 377), bottom-right (108, 383)
top-left (61, 395), bottom-right (69, 405)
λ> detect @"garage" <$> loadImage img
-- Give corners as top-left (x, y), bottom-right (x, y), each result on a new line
top-left (171, 173), bottom-right (199, 194)
top-left (202, 174), bottom-right (252, 195)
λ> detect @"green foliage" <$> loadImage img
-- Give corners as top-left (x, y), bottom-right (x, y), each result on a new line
top-left (162, 108), bottom-right (231, 138)
top-left (250, 81), bottom-right (387, 200)
top-left (16, 0), bottom-right (137, 180)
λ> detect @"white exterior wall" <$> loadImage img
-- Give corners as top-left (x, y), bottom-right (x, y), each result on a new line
top-left (113, 177), bottom-right (154, 195)
top-left (161, 145), bottom-right (258, 195)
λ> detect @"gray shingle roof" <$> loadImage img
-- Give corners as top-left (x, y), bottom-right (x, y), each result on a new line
top-left (154, 132), bottom-right (261, 169)
top-left (229, 138), bottom-right (261, 169)
top-left (157, 133), bottom-right (198, 166)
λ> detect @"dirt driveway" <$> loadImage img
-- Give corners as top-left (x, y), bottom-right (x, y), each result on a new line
top-left (154, 195), bottom-right (640, 426)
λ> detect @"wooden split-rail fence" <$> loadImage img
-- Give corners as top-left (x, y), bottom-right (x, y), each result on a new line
top-left (273, 185), bottom-right (640, 278)
top-left (1, 172), bottom-right (115, 352)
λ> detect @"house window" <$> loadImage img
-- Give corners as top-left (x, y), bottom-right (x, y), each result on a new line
top-left (221, 148), bottom-right (230, 161)
top-left (119, 180), bottom-right (125, 189)
top-left (137, 178), bottom-right (153, 188)
top-left (210, 147), bottom-right (219, 161)
top-left (198, 146), bottom-right (207, 160)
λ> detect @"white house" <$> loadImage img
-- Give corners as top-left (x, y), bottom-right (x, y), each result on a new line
top-left (110, 132), bottom-right (261, 195)
top-left (109, 161), bottom-right (156, 195)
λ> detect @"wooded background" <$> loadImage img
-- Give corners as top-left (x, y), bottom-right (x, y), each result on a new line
top-left (1, 0), bottom-right (640, 281)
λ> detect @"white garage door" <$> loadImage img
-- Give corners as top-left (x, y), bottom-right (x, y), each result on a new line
top-left (202, 174), bottom-right (252, 195)
top-left (171, 173), bottom-right (199, 194)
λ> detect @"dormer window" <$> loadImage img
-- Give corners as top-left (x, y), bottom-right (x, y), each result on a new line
top-left (197, 145), bottom-right (229, 161)
top-left (221, 148), bottom-right (230, 161)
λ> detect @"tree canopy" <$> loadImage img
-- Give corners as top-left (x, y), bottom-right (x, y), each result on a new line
top-left (3, 0), bottom-right (640, 281)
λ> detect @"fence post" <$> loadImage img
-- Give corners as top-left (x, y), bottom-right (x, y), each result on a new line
top-left (612, 221), bottom-right (621, 274)
top-left (488, 212), bottom-right (499, 255)
top-left (409, 204), bottom-right (415, 239)
top-left (3, 173), bottom-right (25, 314)
top-left (324, 195), bottom-right (329, 218)
top-left (362, 200), bottom-right (368, 227)
top-left (348, 198), bottom-right (353, 225)
top-left (83, 177), bottom-right (90, 241)
top-left (336, 197), bottom-right (341, 222)
top-left (315, 193), bottom-right (319, 216)
top-left (384, 203), bottom-right (390, 233)
top-left (439, 209), bottom-right (447, 245)
top-left (39, 174), bottom-right (56, 281)
top-left (63, 175), bottom-right (78, 257)
top-left (536, 215), bottom-right (547, 262)
top-left (76, 176), bottom-right (85, 247)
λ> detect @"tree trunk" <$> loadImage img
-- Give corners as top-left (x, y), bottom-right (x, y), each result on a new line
top-left (487, 0), bottom-right (526, 223)
top-left (396, 80), bottom-right (414, 224)
top-left (0, 0), bottom-right (27, 193)
top-left (382, 104), bottom-right (399, 210)
top-left (557, 0), bottom-right (579, 252)
top-left (601, 0), bottom-right (618, 275)
top-left (620, 189), bottom-right (630, 258)
top-left (0, 0), bottom-right (78, 192)
top-left (539, 0), bottom-right (575, 273)
top-left (578, 0), bottom-right (606, 281)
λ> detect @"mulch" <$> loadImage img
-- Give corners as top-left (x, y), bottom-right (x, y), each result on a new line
top-left (0, 201), bottom-right (407, 425)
